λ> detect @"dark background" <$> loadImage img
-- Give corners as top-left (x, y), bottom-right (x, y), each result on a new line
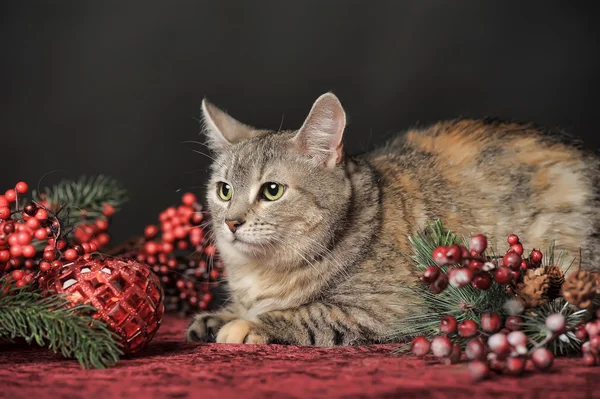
top-left (1, 1), bottom-right (598, 244)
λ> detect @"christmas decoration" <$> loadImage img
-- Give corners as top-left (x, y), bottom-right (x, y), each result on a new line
top-left (107, 192), bottom-right (224, 316)
top-left (395, 219), bottom-right (600, 382)
top-left (0, 275), bottom-right (121, 368)
top-left (44, 258), bottom-right (164, 354)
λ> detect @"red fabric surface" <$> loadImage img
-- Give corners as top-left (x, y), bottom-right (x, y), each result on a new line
top-left (1, 315), bottom-right (599, 399)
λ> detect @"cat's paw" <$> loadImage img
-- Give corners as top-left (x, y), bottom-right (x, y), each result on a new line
top-left (216, 319), bottom-right (268, 344)
top-left (186, 312), bottom-right (236, 343)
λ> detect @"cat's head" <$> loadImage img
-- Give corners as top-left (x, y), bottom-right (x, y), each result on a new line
top-left (201, 93), bottom-right (352, 265)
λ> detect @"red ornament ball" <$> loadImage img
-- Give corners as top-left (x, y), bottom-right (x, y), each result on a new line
top-left (44, 258), bottom-right (164, 354)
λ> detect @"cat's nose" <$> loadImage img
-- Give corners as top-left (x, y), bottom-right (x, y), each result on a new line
top-left (225, 219), bottom-right (245, 233)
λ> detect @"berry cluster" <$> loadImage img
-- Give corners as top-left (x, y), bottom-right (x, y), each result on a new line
top-left (114, 193), bottom-right (223, 314)
top-left (422, 233), bottom-right (543, 293)
top-left (576, 311), bottom-right (600, 367)
top-left (410, 311), bottom-right (558, 381)
top-left (0, 181), bottom-right (114, 287)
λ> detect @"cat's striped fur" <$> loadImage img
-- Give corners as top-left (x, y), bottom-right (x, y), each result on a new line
top-left (186, 93), bottom-right (600, 346)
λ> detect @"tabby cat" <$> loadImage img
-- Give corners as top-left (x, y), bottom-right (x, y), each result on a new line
top-left (185, 92), bottom-right (600, 346)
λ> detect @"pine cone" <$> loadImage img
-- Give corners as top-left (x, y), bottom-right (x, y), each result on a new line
top-left (543, 265), bottom-right (565, 299)
top-left (515, 269), bottom-right (550, 308)
top-left (561, 271), bottom-right (600, 309)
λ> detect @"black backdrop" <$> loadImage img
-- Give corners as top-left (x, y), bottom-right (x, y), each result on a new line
top-left (1, 1), bottom-right (598, 243)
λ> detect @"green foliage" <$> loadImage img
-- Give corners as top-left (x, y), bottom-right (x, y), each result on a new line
top-left (31, 175), bottom-right (127, 225)
top-left (0, 276), bottom-right (122, 369)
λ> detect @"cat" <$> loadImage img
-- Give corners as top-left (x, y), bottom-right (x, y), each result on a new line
top-left (185, 92), bottom-right (600, 346)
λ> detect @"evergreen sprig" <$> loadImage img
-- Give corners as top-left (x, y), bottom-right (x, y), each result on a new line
top-left (31, 175), bottom-right (128, 224)
top-left (0, 276), bottom-right (122, 368)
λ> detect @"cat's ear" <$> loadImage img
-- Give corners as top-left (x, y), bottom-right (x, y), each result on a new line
top-left (293, 92), bottom-right (346, 168)
top-left (201, 99), bottom-right (262, 152)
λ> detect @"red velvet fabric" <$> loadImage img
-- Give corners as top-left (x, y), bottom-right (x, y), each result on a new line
top-left (1, 315), bottom-right (598, 398)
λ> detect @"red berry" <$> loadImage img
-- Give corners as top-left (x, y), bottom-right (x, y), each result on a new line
top-left (505, 316), bottom-right (523, 331)
top-left (0, 195), bottom-right (7, 207)
top-left (182, 193), bottom-right (197, 206)
top-left (440, 316), bottom-right (458, 335)
top-left (410, 336), bottom-right (431, 356)
top-left (209, 269), bottom-right (219, 280)
top-left (545, 314), bottom-right (566, 333)
top-left (465, 339), bottom-right (486, 360)
top-left (173, 226), bottom-right (187, 239)
top-left (145, 241), bottom-right (160, 255)
top-left (103, 204), bottom-right (116, 217)
top-left (11, 269), bottom-right (24, 281)
top-left (144, 225), bottom-right (159, 238)
top-left (504, 357), bottom-right (526, 376)
top-left (430, 336), bottom-right (452, 357)
top-left (9, 245), bottom-right (22, 257)
top-left (0, 250), bottom-right (9, 262)
top-left (590, 335), bottom-right (600, 351)
top-left (39, 261), bottom-right (51, 272)
top-left (575, 325), bottom-right (588, 341)
top-left (472, 273), bottom-right (492, 290)
top-left (507, 331), bottom-right (528, 354)
top-left (510, 243), bottom-right (524, 255)
top-left (583, 353), bottom-right (597, 367)
top-left (507, 234), bottom-right (520, 245)
top-left (4, 190), bottom-right (16, 203)
top-left (15, 182), bottom-right (28, 194)
top-left (520, 260), bottom-right (528, 270)
top-left (458, 320), bottom-right (478, 338)
top-left (445, 245), bottom-right (462, 264)
top-left (421, 266), bottom-right (440, 284)
top-left (21, 245), bottom-right (35, 258)
top-left (503, 252), bottom-right (522, 270)
top-left (34, 209), bottom-right (48, 221)
top-left (16, 231), bottom-right (32, 245)
top-left (34, 228), bottom-right (48, 240)
top-left (95, 218), bottom-right (109, 231)
top-left (204, 245), bottom-right (217, 257)
top-left (468, 260), bottom-right (484, 273)
top-left (15, 279), bottom-right (27, 288)
top-left (97, 233), bottom-right (110, 246)
top-left (488, 333), bottom-right (510, 356)
top-left (530, 249), bottom-right (543, 263)
top-left (468, 360), bottom-right (490, 382)
top-left (64, 249), bottom-right (78, 261)
top-left (89, 242), bottom-right (98, 252)
top-left (469, 234), bottom-right (488, 254)
top-left (430, 273), bottom-right (449, 294)
top-left (432, 246), bottom-right (449, 266)
top-left (0, 207), bottom-right (10, 220)
top-left (444, 344), bottom-right (462, 365)
top-left (530, 347), bottom-right (554, 371)
top-left (448, 267), bottom-right (473, 288)
top-left (481, 312), bottom-right (502, 333)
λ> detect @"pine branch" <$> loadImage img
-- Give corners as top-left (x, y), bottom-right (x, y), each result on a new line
top-left (0, 277), bottom-right (122, 369)
top-left (31, 175), bottom-right (127, 224)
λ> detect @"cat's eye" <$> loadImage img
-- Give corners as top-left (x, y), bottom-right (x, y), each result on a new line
top-left (261, 182), bottom-right (285, 201)
top-left (217, 182), bottom-right (233, 201)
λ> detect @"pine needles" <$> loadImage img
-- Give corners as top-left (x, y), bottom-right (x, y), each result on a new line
top-left (0, 277), bottom-right (122, 369)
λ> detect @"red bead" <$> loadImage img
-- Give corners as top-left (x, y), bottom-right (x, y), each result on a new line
top-left (430, 336), bottom-right (452, 357)
top-left (445, 245), bottom-right (462, 264)
top-left (162, 231), bottom-right (175, 243)
top-left (488, 333), bottom-right (510, 356)
top-left (4, 190), bottom-right (17, 202)
top-left (520, 260), bottom-right (528, 270)
top-left (545, 314), bottom-right (566, 333)
top-left (0, 250), bottom-right (10, 262)
top-left (15, 182), bottom-right (29, 194)
top-left (421, 266), bottom-right (440, 284)
top-left (144, 225), bottom-right (159, 238)
top-left (89, 242), bottom-right (98, 252)
top-left (64, 249), bottom-right (78, 261)
top-left (530, 249), bottom-right (543, 263)
top-left (590, 335), bottom-right (600, 351)
top-left (504, 357), bottom-right (526, 376)
top-left (503, 252), bottom-right (522, 270)
top-left (481, 312), bottom-right (502, 333)
top-left (507, 331), bottom-right (528, 353)
top-left (39, 261), bottom-right (51, 272)
top-left (161, 242), bottom-right (174, 254)
top-left (432, 246), bottom-right (449, 266)
top-left (209, 269), bottom-right (219, 280)
top-left (410, 336), bottom-right (431, 356)
top-left (469, 234), bottom-right (488, 254)
top-left (510, 243), bottom-right (524, 255)
top-left (34, 228), bottom-right (48, 240)
top-left (468, 360), bottom-right (490, 382)
top-left (21, 245), bottom-right (35, 258)
top-left (472, 273), bottom-right (492, 290)
top-left (145, 241), bottom-right (160, 255)
top-left (15, 279), bottom-right (27, 288)
top-left (97, 233), bottom-right (110, 246)
top-left (458, 320), bottom-right (478, 338)
top-left (465, 338), bottom-right (486, 360)
top-left (507, 234), bottom-right (520, 245)
top-left (204, 245), bottom-right (217, 257)
top-left (43, 250), bottom-right (56, 261)
top-left (448, 267), bottom-right (473, 288)
top-left (428, 273), bottom-right (447, 294)
top-left (11, 269), bottom-right (24, 280)
top-left (468, 260), bottom-right (484, 273)
top-left (9, 245), bottom-right (22, 257)
top-left (35, 209), bottom-right (48, 220)
top-left (0, 195), bottom-right (7, 207)
top-left (583, 353), bottom-right (597, 367)
top-left (182, 193), bottom-right (197, 206)
top-left (16, 231), bottom-right (32, 245)
top-left (103, 204), bottom-right (116, 217)
top-left (51, 260), bottom-right (62, 269)
top-left (0, 207), bottom-right (10, 220)
top-left (530, 347), bottom-right (554, 371)
top-left (25, 217), bottom-right (40, 230)
top-left (440, 315), bottom-right (458, 335)
top-left (95, 218), bottom-right (109, 231)
top-left (505, 316), bottom-right (523, 331)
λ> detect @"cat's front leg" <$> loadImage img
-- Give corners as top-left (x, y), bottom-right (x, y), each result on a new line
top-left (186, 309), bottom-right (238, 343)
top-left (216, 302), bottom-right (380, 346)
